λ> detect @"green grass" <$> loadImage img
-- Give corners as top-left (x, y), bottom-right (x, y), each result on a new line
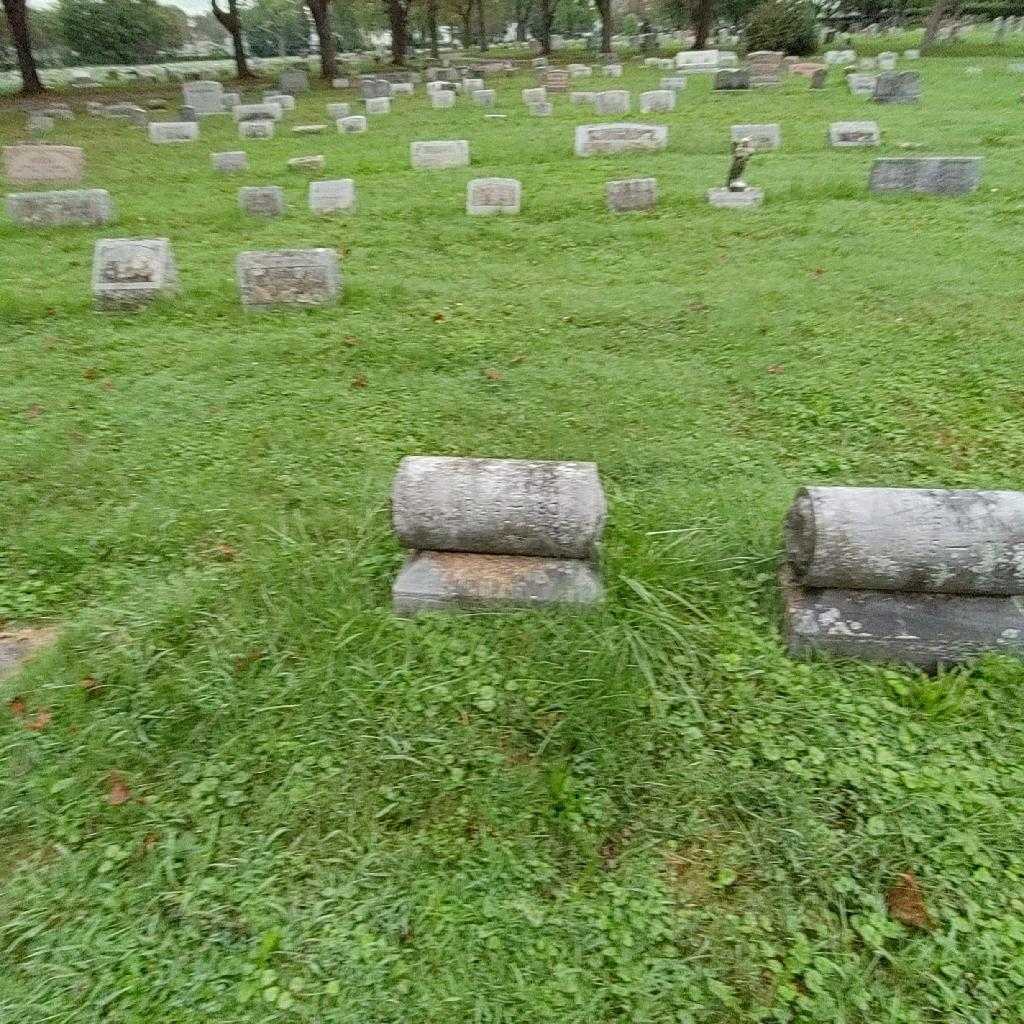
top-left (3, 56), bottom-right (1024, 1023)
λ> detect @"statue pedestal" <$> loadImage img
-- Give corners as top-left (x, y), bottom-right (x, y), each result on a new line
top-left (707, 187), bottom-right (763, 208)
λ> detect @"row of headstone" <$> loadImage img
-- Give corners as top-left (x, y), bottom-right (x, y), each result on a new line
top-left (388, 465), bottom-right (1024, 672)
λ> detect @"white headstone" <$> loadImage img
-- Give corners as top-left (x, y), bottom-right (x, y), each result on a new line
top-left (466, 177), bottom-right (521, 215)
top-left (92, 238), bottom-right (178, 309)
top-left (574, 123), bottom-right (668, 157)
top-left (410, 140), bottom-right (470, 169)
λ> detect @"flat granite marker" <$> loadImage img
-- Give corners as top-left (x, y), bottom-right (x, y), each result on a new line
top-left (6, 189), bottom-right (114, 227)
top-left (212, 151), bottom-right (249, 172)
top-left (594, 90), bottom-right (630, 114)
top-left (472, 89), bottom-right (496, 106)
top-left (639, 89), bottom-right (675, 112)
top-left (390, 456), bottom-right (607, 614)
top-left (279, 67), bottom-right (310, 94)
top-left (239, 120), bottom-right (274, 139)
top-left (148, 121), bottom-right (199, 143)
top-left (466, 177), bottom-right (521, 215)
top-left (238, 186), bottom-right (286, 217)
top-left (91, 238), bottom-right (178, 309)
top-left (182, 80), bottom-right (224, 115)
top-left (828, 121), bottom-right (880, 147)
top-left (3, 144), bottom-right (85, 185)
top-left (236, 249), bottom-right (341, 309)
top-left (574, 123), bottom-right (668, 157)
top-left (873, 71), bottom-right (920, 103)
top-left (338, 116), bottom-right (367, 133)
top-left (714, 69), bottom-right (750, 90)
top-left (288, 155), bottom-right (326, 172)
top-left (847, 74), bottom-right (878, 97)
top-left (868, 157), bottom-right (982, 196)
top-left (309, 179), bottom-right (356, 214)
top-left (326, 102), bottom-right (350, 119)
top-left (522, 87), bottom-right (546, 104)
top-left (730, 123), bottom-right (781, 151)
top-left (235, 103), bottom-right (283, 123)
top-left (606, 177), bottom-right (657, 212)
top-left (781, 486), bottom-right (1024, 669)
top-left (410, 140), bottom-right (470, 169)
top-left (431, 90), bottom-right (456, 109)
top-left (365, 96), bottom-right (391, 115)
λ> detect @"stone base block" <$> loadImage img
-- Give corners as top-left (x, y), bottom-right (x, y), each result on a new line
top-left (780, 566), bottom-right (1024, 671)
top-left (707, 187), bottom-right (763, 208)
top-left (393, 551), bottom-right (603, 615)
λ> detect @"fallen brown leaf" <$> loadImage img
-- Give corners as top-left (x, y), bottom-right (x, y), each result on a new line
top-left (25, 404), bottom-right (44, 419)
top-left (483, 369), bottom-right (503, 381)
top-left (343, 335), bottom-right (359, 347)
top-left (433, 312), bottom-right (445, 322)
top-left (210, 543), bottom-right (238, 562)
top-left (351, 374), bottom-right (368, 389)
top-left (83, 367), bottom-right (98, 380)
top-left (24, 710), bottom-right (52, 731)
top-left (887, 872), bottom-right (933, 930)
top-left (766, 365), bottom-right (785, 375)
top-left (81, 676), bottom-right (101, 694)
top-left (107, 774), bottom-right (131, 806)
top-left (8, 696), bottom-right (26, 716)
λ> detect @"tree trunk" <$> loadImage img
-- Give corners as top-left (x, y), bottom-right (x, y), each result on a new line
top-left (476, 0), bottom-right (488, 50)
top-left (692, 0), bottom-right (714, 49)
top-left (388, 0), bottom-right (409, 66)
top-left (595, 0), bottom-right (611, 52)
top-left (921, 0), bottom-right (954, 52)
top-left (2, 0), bottom-right (45, 95)
top-left (306, 0), bottom-right (337, 79)
top-left (426, 0), bottom-right (439, 57)
top-left (536, 0), bottom-right (553, 54)
top-left (515, 0), bottom-right (532, 41)
top-left (211, 0), bottom-right (254, 80)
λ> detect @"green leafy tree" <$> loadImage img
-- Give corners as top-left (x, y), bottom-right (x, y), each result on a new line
top-left (57, 0), bottom-right (187, 63)
top-left (240, 0), bottom-right (308, 57)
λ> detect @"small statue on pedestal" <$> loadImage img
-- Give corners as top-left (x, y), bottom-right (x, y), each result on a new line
top-left (726, 137), bottom-right (754, 192)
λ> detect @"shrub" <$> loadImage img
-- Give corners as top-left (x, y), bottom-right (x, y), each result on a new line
top-left (743, 0), bottom-right (819, 56)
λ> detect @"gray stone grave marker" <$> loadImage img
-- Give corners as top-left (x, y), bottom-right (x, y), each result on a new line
top-left (3, 144), bottom-right (85, 185)
top-left (868, 157), bottom-right (982, 196)
top-left (148, 121), bottom-right (199, 143)
top-left (309, 179), bottom-right (356, 214)
top-left (212, 150), bottom-right (249, 172)
top-left (606, 177), bottom-right (656, 212)
top-left (6, 188), bottom-right (114, 227)
top-left (236, 249), bottom-right (341, 309)
top-left (828, 121), bottom-right (880, 147)
top-left (466, 177), bottom-right (521, 215)
top-left (574, 123), bottom-right (668, 156)
top-left (91, 238), bottom-right (178, 309)
top-left (238, 186), bottom-right (286, 217)
top-left (731, 123), bottom-right (781, 151)
top-left (410, 140), bottom-right (470, 169)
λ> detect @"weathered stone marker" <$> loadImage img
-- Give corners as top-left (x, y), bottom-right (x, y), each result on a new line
top-left (338, 116), bottom-right (367, 133)
top-left (828, 121), bottom-right (880, 147)
top-left (868, 157), bottom-right (982, 196)
top-left (236, 249), bottom-right (341, 309)
top-left (235, 103), bottom-right (283, 123)
top-left (574, 123), bottom-right (668, 157)
top-left (148, 121), bottom-right (199, 143)
top-left (91, 238), bottom-right (178, 309)
top-left (410, 140), bottom-right (470, 169)
top-left (238, 186), bottom-right (286, 217)
top-left (6, 189), bottom-right (114, 227)
top-left (309, 179), bottom-right (356, 214)
top-left (239, 121), bottom-right (274, 139)
top-left (431, 90), bottom-right (456, 109)
top-left (522, 87), bottom-right (546, 105)
top-left (606, 177), bottom-right (656, 212)
top-left (747, 49), bottom-right (785, 86)
top-left (594, 90), bottom-right (630, 114)
top-left (3, 144), bottom-right (85, 185)
top-left (391, 456), bottom-right (607, 614)
top-left (714, 69), bottom-right (750, 90)
top-left (730, 123), bottom-right (781, 151)
top-left (639, 90), bottom-right (675, 112)
top-left (326, 102), bottom-right (350, 119)
top-left (466, 177), bottom-right (521, 215)
top-left (212, 151), bottom-right (249, 172)
top-left (182, 80), bottom-right (224, 115)
top-left (365, 96), bottom-right (391, 115)
top-left (781, 486), bottom-right (1024, 669)
top-left (279, 67), bottom-right (310, 94)
top-left (873, 71), bottom-right (920, 103)
top-left (288, 155), bottom-right (326, 172)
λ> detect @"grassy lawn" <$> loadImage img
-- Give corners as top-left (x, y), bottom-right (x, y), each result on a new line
top-left (3, 54), bottom-right (1024, 1022)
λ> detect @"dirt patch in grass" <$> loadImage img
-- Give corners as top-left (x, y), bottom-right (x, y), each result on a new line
top-left (0, 626), bottom-right (59, 680)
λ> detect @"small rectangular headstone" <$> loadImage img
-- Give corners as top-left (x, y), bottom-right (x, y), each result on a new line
top-left (747, 50), bottom-right (785, 86)
top-left (288, 155), bottom-right (326, 172)
top-left (410, 140), bottom-right (470, 169)
top-left (339, 115), bottom-right (367, 132)
top-left (594, 90), bottom-right (630, 114)
top-left (529, 101), bottom-right (553, 116)
top-left (847, 73), bottom-right (878, 97)
top-left (828, 121), bottom-right (880, 147)
top-left (463, 77), bottom-right (485, 92)
top-left (91, 238), bottom-right (178, 310)
top-left (545, 69), bottom-right (571, 92)
top-left (868, 157), bottom-right (982, 196)
top-left (6, 188), bottom-right (114, 227)
top-left (431, 90), bottom-right (456, 109)
top-left (309, 178), bottom-right (356, 214)
top-left (661, 76), bottom-right (687, 90)
top-left (731, 123), bottom-right (781, 151)
top-left (472, 89), bottom-right (495, 106)
top-left (148, 121), bottom-right (199, 143)
top-left (236, 249), bottom-right (341, 309)
top-left (279, 67), bottom-right (310, 94)
top-left (522, 87), bottom-right (546, 105)
top-left (604, 64), bottom-right (623, 77)
top-left (365, 97), bottom-right (391, 114)
top-left (3, 144), bottom-right (85, 185)
top-left (182, 80), bottom-right (224, 115)
top-left (466, 177), bottom-right (521, 215)
top-left (212, 150), bottom-right (249, 172)
top-left (263, 92), bottom-right (296, 111)
top-left (873, 71), bottom-right (920, 103)
top-left (234, 103), bottom-right (283, 123)
top-left (639, 90), bottom-right (675, 113)
top-left (606, 177), bottom-right (656, 212)
top-left (714, 68), bottom-right (750, 90)
top-left (327, 102), bottom-right (351, 119)
top-left (360, 79), bottom-right (390, 100)
top-left (238, 186), bottom-right (286, 217)
top-left (707, 187), bottom-right (763, 208)
top-left (239, 120), bottom-right (274, 139)
top-left (574, 123), bottom-right (668, 157)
